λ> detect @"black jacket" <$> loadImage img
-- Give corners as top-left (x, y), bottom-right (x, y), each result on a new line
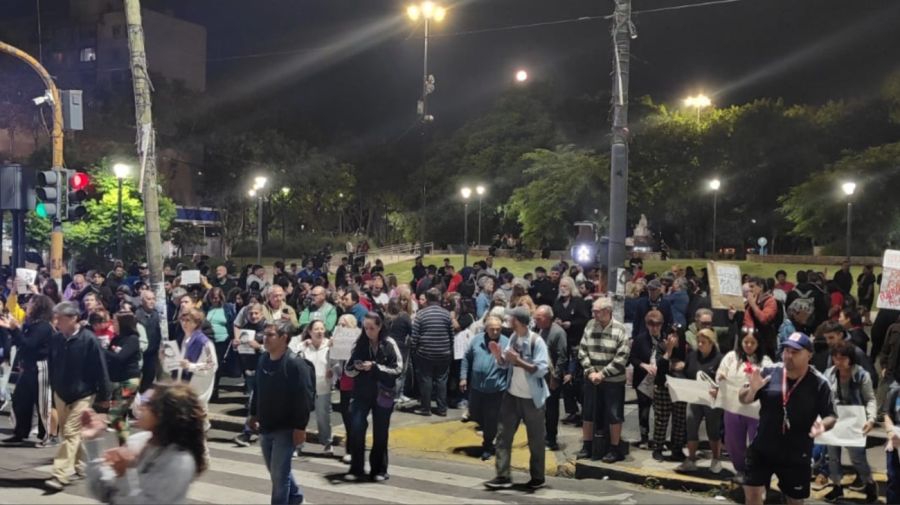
top-left (104, 332), bottom-right (142, 382)
top-left (345, 336), bottom-right (403, 400)
top-left (49, 328), bottom-right (110, 404)
top-left (552, 297), bottom-right (590, 349)
top-left (135, 307), bottom-right (162, 353)
top-left (630, 330), bottom-right (663, 390)
top-left (250, 351), bottom-right (312, 433)
top-left (8, 320), bottom-right (54, 365)
top-left (529, 278), bottom-right (558, 307)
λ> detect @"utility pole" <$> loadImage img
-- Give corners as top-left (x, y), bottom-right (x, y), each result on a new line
top-left (606, 0), bottom-right (634, 296)
top-left (123, 0), bottom-right (168, 340)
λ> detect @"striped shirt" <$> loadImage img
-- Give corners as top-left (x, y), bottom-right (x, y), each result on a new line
top-left (411, 304), bottom-right (454, 360)
top-left (578, 318), bottom-right (631, 383)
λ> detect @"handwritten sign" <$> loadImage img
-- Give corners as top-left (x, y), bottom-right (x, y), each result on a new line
top-left (161, 340), bottom-right (181, 373)
top-left (330, 326), bottom-right (358, 361)
top-left (180, 270), bottom-right (201, 286)
top-left (708, 261), bottom-right (744, 310)
top-left (15, 268), bottom-right (37, 295)
top-left (815, 405), bottom-right (866, 448)
top-left (237, 329), bottom-right (257, 355)
top-left (877, 250), bottom-right (900, 310)
top-left (666, 376), bottom-right (715, 407)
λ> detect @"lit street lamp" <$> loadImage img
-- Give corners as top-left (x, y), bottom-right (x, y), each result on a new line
top-left (475, 185), bottom-right (486, 246)
top-left (515, 69), bottom-right (528, 83)
top-left (250, 176), bottom-right (268, 265)
top-left (684, 94), bottom-right (712, 123)
top-left (461, 186), bottom-right (472, 267)
top-left (281, 187), bottom-right (290, 262)
top-left (709, 178), bottom-right (721, 257)
top-left (407, 2), bottom-right (446, 248)
top-left (113, 163), bottom-right (130, 261)
top-left (842, 181), bottom-right (856, 259)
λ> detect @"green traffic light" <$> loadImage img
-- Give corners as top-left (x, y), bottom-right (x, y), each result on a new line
top-left (36, 202), bottom-right (48, 219)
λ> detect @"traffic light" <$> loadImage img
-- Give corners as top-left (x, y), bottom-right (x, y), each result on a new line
top-left (35, 169), bottom-right (62, 219)
top-left (64, 169), bottom-right (90, 220)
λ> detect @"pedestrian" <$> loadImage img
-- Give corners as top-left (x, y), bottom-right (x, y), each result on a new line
top-left (134, 289), bottom-right (162, 392)
top-left (335, 314), bottom-right (359, 464)
top-left (823, 340), bottom-right (878, 502)
top-left (460, 315), bottom-right (509, 460)
top-left (484, 306), bottom-right (550, 490)
top-left (630, 310), bottom-right (664, 449)
top-left (203, 287), bottom-right (236, 402)
top-left (232, 302), bottom-right (268, 447)
top-left (744, 276), bottom-right (781, 360)
top-left (410, 288), bottom-right (453, 417)
top-left (45, 301), bottom-right (110, 492)
top-left (344, 312), bottom-right (403, 482)
top-left (0, 294), bottom-right (55, 446)
top-left (104, 311), bottom-right (143, 445)
top-left (652, 324), bottom-right (689, 463)
top-left (249, 322), bottom-right (313, 504)
top-left (716, 327), bottom-right (772, 483)
top-left (576, 297), bottom-right (631, 463)
top-left (170, 308), bottom-right (218, 422)
top-left (298, 319), bottom-right (339, 456)
top-left (533, 305), bottom-right (568, 451)
top-left (678, 329), bottom-right (724, 473)
top-left (553, 276), bottom-right (589, 426)
top-left (833, 260), bottom-right (853, 296)
top-left (83, 382), bottom-right (208, 503)
top-left (739, 332), bottom-right (837, 505)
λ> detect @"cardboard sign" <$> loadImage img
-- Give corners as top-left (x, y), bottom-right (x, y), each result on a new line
top-left (708, 261), bottom-right (744, 310)
top-left (877, 250), bottom-right (900, 310)
top-left (161, 340), bottom-right (182, 372)
top-left (237, 329), bottom-right (257, 355)
top-left (15, 268), bottom-right (37, 295)
top-left (666, 376), bottom-right (716, 407)
top-left (180, 270), bottom-right (201, 286)
top-left (815, 405), bottom-right (866, 448)
top-left (330, 326), bottom-right (358, 361)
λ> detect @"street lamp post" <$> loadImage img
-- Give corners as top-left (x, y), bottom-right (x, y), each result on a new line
top-left (709, 178), bottom-right (721, 258)
top-left (515, 69), bottom-right (528, 83)
top-left (250, 176), bottom-right (268, 265)
top-left (407, 2), bottom-right (445, 249)
top-left (684, 94), bottom-right (712, 123)
top-left (476, 185), bottom-right (485, 246)
top-left (461, 186), bottom-right (471, 267)
top-left (842, 181), bottom-right (856, 260)
top-left (281, 187), bottom-right (290, 262)
top-left (113, 163), bottom-right (130, 261)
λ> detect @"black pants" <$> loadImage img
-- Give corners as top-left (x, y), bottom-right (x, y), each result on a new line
top-left (211, 340), bottom-right (230, 400)
top-left (636, 389), bottom-right (652, 440)
top-left (545, 384), bottom-right (562, 443)
top-left (339, 389), bottom-right (353, 437)
top-left (414, 355), bottom-right (449, 412)
top-left (139, 349), bottom-right (158, 393)
top-left (12, 365), bottom-right (48, 439)
top-left (469, 389), bottom-right (503, 452)
top-left (563, 360), bottom-right (583, 415)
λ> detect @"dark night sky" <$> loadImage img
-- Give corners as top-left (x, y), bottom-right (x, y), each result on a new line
top-left (7, 0), bottom-right (900, 139)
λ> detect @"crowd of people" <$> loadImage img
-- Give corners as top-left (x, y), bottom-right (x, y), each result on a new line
top-left (1, 253), bottom-right (900, 504)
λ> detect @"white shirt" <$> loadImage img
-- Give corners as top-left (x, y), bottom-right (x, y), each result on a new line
top-left (509, 366), bottom-right (531, 399)
top-left (301, 339), bottom-right (335, 395)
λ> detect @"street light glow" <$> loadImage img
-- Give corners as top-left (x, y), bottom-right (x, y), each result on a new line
top-left (684, 94), bottom-right (712, 108)
top-left (253, 176), bottom-right (268, 190)
top-left (434, 6), bottom-right (446, 21)
top-left (515, 70), bottom-right (528, 82)
top-left (460, 186), bottom-right (472, 199)
top-left (842, 181), bottom-right (856, 196)
top-left (406, 5), bottom-right (420, 20)
top-left (421, 1), bottom-right (434, 18)
top-left (407, 2), bottom-right (444, 21)
top-left (113, 163), bottom-right (130, 179)
top-left (281, 186), bottom-right (290, 195)
top-left (476, 185), bottom-right (486, 195)
top-left (709, 179), bottom-right (721, 191)
top-left (248, 189), bottom-right (257, 197)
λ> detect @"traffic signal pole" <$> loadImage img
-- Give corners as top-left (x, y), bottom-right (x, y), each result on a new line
top-left (0, 41), bottom-right (66, 283)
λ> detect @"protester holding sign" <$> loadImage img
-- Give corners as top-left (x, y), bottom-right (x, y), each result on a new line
top-left (822, 340), bottom-right (878, 502)
top-left (677, 329), bottom-right (723, 474)
top-left (716, 327), bottom-right (771, 482)
top-left (652, 325), bottom-right (689, 463)
top-left (298, 320), bottom-right (339, 456)
top-left (739, 332), bottom-right (836, 505)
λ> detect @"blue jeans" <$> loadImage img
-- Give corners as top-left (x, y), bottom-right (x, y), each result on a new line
top-left (348, 395), bottom-right (393, 477)
top-left (260, 430), bottom-right (303, 505)
top-left (888, 451), bottom-right (900, 504)
top-left (827, 445), bottom-right (872, 485)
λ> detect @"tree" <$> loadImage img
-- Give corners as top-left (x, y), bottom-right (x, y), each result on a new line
top-left (508, 145), bottom-right (609, 248)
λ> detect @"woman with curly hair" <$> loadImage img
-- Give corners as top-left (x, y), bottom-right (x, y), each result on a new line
top-left (83, 382), bottom-right (207, 503)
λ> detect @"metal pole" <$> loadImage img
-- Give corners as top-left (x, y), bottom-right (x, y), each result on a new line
top-left (257, 196), bottom-right (263, 265)
top-left (846, 200), bottom-right (852, 260)
top-left (712, 190), bottom-right (717, 258)
top-left (477, 196), bottom-right (483, 246)
top-left (282, 203), bottom-right (286, 263)
top-left (116, 177), bottom-right (123, 260)
top-left (419, 18), bottom-right (430, 249)
top-left (463, 201), bottom-right (469, 268)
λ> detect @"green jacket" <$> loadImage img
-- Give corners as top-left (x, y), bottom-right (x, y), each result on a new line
top-left (299, 302), bottom-right (337, 332)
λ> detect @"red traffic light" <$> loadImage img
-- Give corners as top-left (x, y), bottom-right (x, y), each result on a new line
top-left (70, 172), bottom-right (90, 190)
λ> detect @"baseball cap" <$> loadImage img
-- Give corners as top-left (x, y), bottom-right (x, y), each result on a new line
top-left (783, 332), bottom-right (813, 352)
top-left (139, 262), bottom-right (149, 269)
top-left (506, 306), bottom-right (531, 326)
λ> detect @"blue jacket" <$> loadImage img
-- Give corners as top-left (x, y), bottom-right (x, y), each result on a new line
top-left (499, 331), bottom-right (551, 408)
top-left (665, 290), bottom-right (689, 327)
top-left (475, 293), bottom-right (491, 319)
top-left (461, 333), bottom-right (509, 394)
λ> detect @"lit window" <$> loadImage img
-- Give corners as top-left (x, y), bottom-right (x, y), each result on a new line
top-left (79, 47), bottom-right (96, 62)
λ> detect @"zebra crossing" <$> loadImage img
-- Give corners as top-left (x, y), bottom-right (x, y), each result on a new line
top-left (3, 437), bottom-right (647, 505)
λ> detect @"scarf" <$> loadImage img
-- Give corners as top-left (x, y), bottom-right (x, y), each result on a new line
top-left (173, 329), bottom-right (209, 382)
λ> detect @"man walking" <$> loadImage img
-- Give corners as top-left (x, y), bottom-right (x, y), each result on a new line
top-left (533, 305), bottom-right (568, 451)
top-left (135, 289), bottom-right (162, 391)
top-left (249, 322), bottom-right (313, 505)
top-left (484, 307), bottom-right (550, 490)
top-left (45, 302), bottom-right (109, 491)
top-left (410, 288), bottom-right (453, 416)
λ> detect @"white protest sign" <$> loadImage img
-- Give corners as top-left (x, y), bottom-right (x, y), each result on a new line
top-left (709, 261), bottom-right (744, 310)
top-left (161, 340), bottom-right (182, 372)
top-left (877, 249), bottom-right (900, 310)
top-left (181, 270), bottom-right (201, 286)
top-left (15, 268), bottom-right (37, 295)
top-left (666, 376), bottom-right (715, 407)
top-left (714, 376), bottom-right (760, 419)
top-left (330, 326), bottom-right (358, 361)
top-left (237, 329), bottom-right (257, 355)
top-left (815, 405), bottom-right (867, 448)
top-left (636, 374), bottom-right (655, 399)
top-left (453, 330), bottom-right (471, 360)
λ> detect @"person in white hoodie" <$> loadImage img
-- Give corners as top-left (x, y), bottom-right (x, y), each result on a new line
top-left (298, 319), bottom-right (340, 455)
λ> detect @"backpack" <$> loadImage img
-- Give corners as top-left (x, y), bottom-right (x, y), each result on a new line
top-left (286, 350), bottom-right (318, 413)
top-left (792, 288), bottom-right (816, 314)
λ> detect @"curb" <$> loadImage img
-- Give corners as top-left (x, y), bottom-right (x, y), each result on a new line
top-left (574, 460), bottom-right (733, 493)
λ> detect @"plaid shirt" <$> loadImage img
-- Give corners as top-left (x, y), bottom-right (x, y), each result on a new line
top-left (578, 317), bottom-right (631, 383)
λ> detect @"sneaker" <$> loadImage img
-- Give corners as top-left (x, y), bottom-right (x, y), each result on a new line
top-left (652, 449), bottom-right (665, 462)
top-left (433, 409), bottom-right (448, 417)
top-left (45, 477), bottom-right (65, 492)
top-left (233, 433), bottom-right (252, 447)
top-left (562, 413), bottom-right (579, 424)
top-left (372, 473), bottom-right (389, 482)
top-left (864, 482), bottom-right (878, 503)
top-left (732, 472), bottom-right (744, 485)
top-left (824, 485), bottom-right (843, 502)
top-left (675, 459), bottom-right (698, 473)
top-left (343, 473), bottom-right (363, 482)
top-left (323, 444), bottom-right (334, 456)
top-left (847, 475), bottom-right (865, 492)
top-left (636, 438), bottom-right (651, 450)
top-left (461, 411), bottom-right (470, 423)
top-left (480, 450), bottom-right (494, 461)
top-left (601, 447), bottom-right (624, 464)
top-left (709, 459), bottom-right (722, 474)
top-left (342, 453), bottom-right (352, 464)
top-left (525, 478), bottom-right (546, 490)
top-left (413, 408), bottom-right (432, 417)
top-left (35, 437), bottom-right (59, 448)
top-left (575, 447), bottom-right (592, 460)
top-left (484, 477), bottom-right (513, 489)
